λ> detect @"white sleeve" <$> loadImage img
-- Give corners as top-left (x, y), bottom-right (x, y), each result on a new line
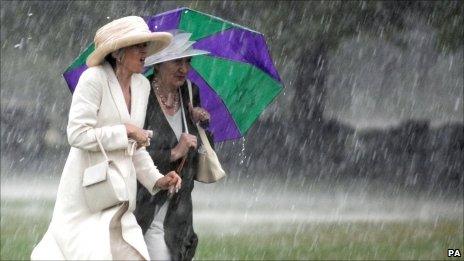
top-left (67, 68), bottom-right (128, 151)
top-left (132, 147), bottom-right (164, 195)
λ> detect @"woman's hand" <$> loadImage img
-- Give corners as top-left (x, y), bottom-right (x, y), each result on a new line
top-left (170, 133), bottom-right (197, 161)
top-left (188, 103), bottom-right (210, 124)
top-left (125, 123), bottom-right (150, 148)
top-left (155, 171), bottom-right (181, 192)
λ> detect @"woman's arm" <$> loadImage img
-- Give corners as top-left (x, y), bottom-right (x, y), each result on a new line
top-left (67, 68), bottom-right (128, 151)
top-left (146, 136), bottom-right (192, 164)
top-left (132, 147), bottom-right (164, 194)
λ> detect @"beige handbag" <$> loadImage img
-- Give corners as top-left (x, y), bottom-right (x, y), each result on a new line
top-left (184, 80), bottom-right (226, 183)
top-left (82, 133), bottom-right (129, 213)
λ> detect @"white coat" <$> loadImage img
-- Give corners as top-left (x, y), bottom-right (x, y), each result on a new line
top-left (31, 62), bottom-right (163, 260)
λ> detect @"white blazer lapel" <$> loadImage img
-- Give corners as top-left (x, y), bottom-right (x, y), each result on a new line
top-left (103, 63), bottom-right (131, 122)
top-left (129, 75), bottom-right (140, 122)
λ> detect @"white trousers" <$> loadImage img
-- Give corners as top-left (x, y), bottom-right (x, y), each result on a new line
top-left (145, 200), bottom-right (171, 261)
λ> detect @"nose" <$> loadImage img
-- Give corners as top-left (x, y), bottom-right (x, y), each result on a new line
top-left (137, 44), bottom-right (148, 55)
top-left (179, 61), bottom-right (189, 73)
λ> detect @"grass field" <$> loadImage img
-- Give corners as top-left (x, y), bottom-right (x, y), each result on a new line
top-left (196, 221), bottom-right (463, 260)
top-left (1, 199), bottom-right (462, 260)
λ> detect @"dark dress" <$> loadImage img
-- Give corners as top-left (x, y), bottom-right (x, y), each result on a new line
top-left (134, 81), bottom-right (212, 261)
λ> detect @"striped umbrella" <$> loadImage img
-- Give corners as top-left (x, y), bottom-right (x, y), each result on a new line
top-left (63, 7), bottom-right (283, 142)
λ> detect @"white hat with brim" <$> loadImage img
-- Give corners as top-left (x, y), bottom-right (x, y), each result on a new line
top-left (86, 16), bottom-right (173, 67)
top-left (144, 32), bottom-right (210, 66)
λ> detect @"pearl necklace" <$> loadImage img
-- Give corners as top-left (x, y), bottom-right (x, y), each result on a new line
top-left (152, 81), bottom-right (180, 110)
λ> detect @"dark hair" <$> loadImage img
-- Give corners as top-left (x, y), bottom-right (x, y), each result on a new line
top-left (153, 64), bottom-right (160, 74)
top-left (105, 54), bottom-right (117, 68)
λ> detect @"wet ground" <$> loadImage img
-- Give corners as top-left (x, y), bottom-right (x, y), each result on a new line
top-left (1, 173), bottom-right (462, 260)
top-left (2, 173), bottom-right (462, 226)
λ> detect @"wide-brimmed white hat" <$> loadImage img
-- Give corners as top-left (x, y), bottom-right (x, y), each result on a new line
top-left (86, 16), bottom-right (173, 67)
top-left (144, 32), bottom-right (209, 66)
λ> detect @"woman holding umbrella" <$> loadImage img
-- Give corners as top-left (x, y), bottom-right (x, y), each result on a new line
top-left (134, 32), bottom-right (212, 260)
top-left (31, 16), bottom-right (181, 260)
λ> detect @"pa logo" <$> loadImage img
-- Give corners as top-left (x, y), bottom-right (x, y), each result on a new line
top-left (448, 249), bottom-right (461, 257)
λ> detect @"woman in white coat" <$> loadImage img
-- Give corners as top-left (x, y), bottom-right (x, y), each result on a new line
top-left (31, 16), bottom-right (181, 260)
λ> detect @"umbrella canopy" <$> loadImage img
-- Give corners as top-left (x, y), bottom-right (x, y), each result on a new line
top-left (63, 7), bottom-right (283, 142)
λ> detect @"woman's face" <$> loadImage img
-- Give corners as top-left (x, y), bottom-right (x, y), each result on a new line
top-left (120, 42), bottom-right (148, 74)
top-left (156, 57), bottom-right (192, 88)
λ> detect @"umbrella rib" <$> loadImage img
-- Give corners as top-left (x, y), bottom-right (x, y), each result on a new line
top-left (191, 25), bottom-right (263, 43)
top-left (184, 8), bottom-right (262, 35)
top-left (189, 68), bottom-right (242, 141)
top-left (195, 55), bottom-right (283, 87)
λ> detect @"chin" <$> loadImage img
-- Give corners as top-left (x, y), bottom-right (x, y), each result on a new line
top-left (132, 67), bottom-right (144, 74)
top-left (177, 79), bottom-right (186, 86)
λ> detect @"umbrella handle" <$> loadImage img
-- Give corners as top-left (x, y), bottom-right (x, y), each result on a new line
top-left (176, 155), bottom-right (187, 174)
top-left (168, 154), bottom-right (187, 199)
top-left (176, 144), bottom-right (194, 174)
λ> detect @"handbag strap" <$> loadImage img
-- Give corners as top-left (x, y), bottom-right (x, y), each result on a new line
top-left (187, 79), bottom-right (194, 109)
top-left (94, 131), bottom-right (109, 161)
top-left (179, 87), bottom-right (189, 135)
top-left (196, 122), bottom-right (214, 153)
top-left (186, 80), bottom-right (214, 153)
top-left (174, 81), bottom-right (191, 175)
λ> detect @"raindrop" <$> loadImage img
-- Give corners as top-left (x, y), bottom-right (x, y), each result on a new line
top-left (13, 38), bottom-right (26, 49)
top-left (239, 137), bottom-right (246, 165)
top-left (453, 98), bottom-right (460, 111)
